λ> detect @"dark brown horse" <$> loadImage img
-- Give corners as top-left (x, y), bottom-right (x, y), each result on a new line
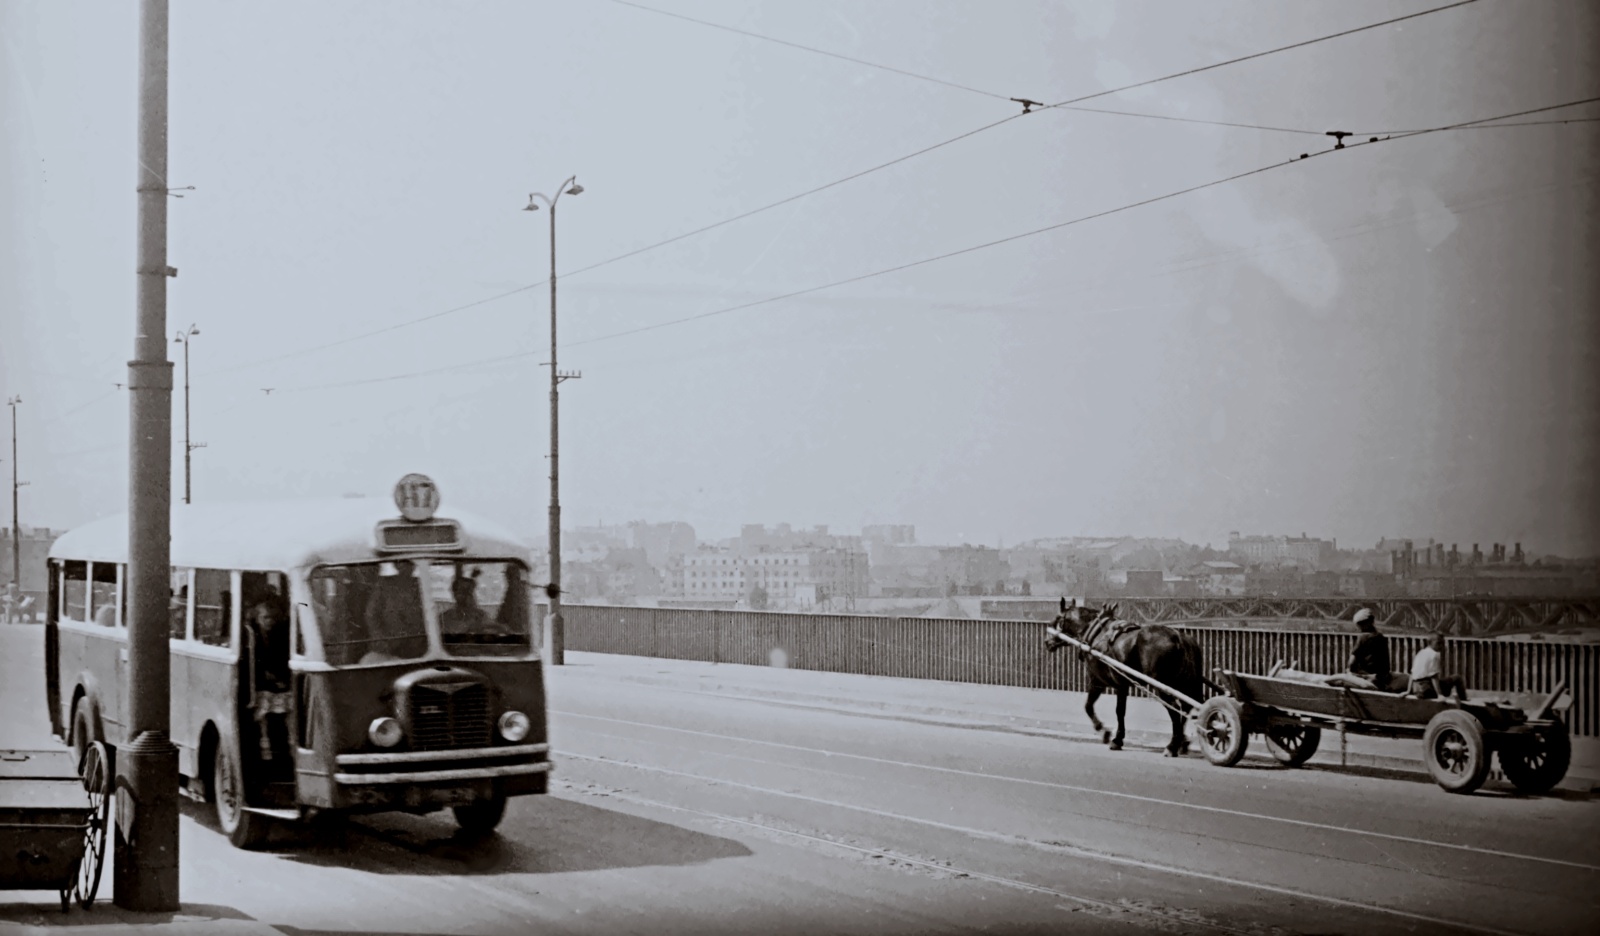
top-left (1046, 597), bottom-right (1204, 756)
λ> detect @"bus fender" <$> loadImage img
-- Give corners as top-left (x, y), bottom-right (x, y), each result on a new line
top-left (72, 671), bottom-right (106, 745)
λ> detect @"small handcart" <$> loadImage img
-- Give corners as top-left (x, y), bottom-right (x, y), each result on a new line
top-left (0, 742), bottom-right (112, 911)
top-left (1197, 668), bottom-right (1573, 795)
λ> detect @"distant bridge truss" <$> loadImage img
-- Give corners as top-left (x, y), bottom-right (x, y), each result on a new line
top-left (1116, 596), bottom-right (1599, 637)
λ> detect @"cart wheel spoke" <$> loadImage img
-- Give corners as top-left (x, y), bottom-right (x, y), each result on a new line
top-left (74, 741), bottom-right (112, 909)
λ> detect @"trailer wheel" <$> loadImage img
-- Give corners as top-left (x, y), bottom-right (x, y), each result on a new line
top-left (1264, 724), bottom-right (1321, 768)
top-left (1498, 722), bottom-right (1571, 796)
top-left (1423, 710), bottom-right (1490, 794)
top-left (1197, 697), bottom-right (1248, 767)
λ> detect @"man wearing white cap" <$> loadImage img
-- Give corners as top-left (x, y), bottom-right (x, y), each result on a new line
top-left (1347, 608), bottom-right (1401, 691)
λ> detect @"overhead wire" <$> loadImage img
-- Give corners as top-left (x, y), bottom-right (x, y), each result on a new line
top-left (563, 95), bottom-right (1594, 349)
top-left (218, 95), bottom-right (1599, 388)
top-left (214, 0), bottom-right (1485, 379)
top-left (1043, 0), bottom-right (1482, 111)
top-left (606, 0), bottom-right (1012, 101)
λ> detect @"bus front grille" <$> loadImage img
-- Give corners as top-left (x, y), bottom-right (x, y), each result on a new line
top-left (409, 683), bottom-right (492, 751)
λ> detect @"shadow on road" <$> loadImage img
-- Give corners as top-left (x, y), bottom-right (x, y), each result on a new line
top-left (179, 793), bottom-right (751, 876)
top-left (0, 901), bottom-right (255, 929)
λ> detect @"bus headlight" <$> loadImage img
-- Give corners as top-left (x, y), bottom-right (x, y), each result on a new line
top-left (368, 717), bottom-right (403, 748)
top-left (498, 710), bottom-right (531, 742)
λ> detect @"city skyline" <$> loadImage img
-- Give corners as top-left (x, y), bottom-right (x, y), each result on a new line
top-left (3, 1), bottom-right (1596, 557)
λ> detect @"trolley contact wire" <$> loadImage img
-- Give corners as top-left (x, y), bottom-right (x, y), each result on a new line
top-left (551, 709), bottom-right (1600, 874)
top-left (558, 750), bottom-right (1529, 936)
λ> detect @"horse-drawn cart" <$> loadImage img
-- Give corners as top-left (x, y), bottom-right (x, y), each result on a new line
top-left (1044, 611), bottom-right (1574, 796)
top-left (1196, 669), bottom-right (1573, 795)
top-left (0, 743), bottom-right (112, 911)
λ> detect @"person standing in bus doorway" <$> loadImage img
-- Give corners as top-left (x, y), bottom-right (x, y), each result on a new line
top-left (248, 594), bottom-right (293, 775)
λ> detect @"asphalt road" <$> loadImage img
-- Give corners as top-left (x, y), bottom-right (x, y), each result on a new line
top-left (2, 626), bottom-right (1597, 936)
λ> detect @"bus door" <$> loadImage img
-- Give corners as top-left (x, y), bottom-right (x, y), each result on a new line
top-left (239, 571), bottom-right (295, 807)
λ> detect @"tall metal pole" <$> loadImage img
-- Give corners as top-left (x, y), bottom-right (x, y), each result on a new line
top-left (118, 0), bottom-right (179, 911)
top-left (7, 397), bottom-right (19, 622)
top-left (525, 176), bottom-right (580, 665)
top-left (547, 199), bottom-right (563, 665)
top-left (182, 334), bottom-right (190, 504)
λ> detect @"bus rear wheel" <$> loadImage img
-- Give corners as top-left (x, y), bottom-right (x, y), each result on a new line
top-left (452, 792), bottom-right (507, 837)
top-left (212, 743), bottom-right (269, 850)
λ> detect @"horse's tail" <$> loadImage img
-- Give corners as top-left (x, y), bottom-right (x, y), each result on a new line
top-left (1176, 636), bottom-right (1206, 713)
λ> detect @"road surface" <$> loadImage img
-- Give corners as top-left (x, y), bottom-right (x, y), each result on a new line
top-left (2, 625), bottom-right (1596, 936)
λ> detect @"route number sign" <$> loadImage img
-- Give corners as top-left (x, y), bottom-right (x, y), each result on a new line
top-left (393, 473), bottom-right (440, 522)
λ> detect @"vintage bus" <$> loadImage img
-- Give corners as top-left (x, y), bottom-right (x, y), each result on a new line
top-left (43, 474), bottom-right (550, 848)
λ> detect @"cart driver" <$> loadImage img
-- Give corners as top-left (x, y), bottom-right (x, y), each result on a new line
top-left (1348, 608), bottom-right (1406, 692)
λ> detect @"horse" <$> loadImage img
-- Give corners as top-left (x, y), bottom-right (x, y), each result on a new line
top-left (1045, 597), bottom-right (1204, 756)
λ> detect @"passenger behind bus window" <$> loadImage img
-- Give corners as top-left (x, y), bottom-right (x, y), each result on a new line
top-left (360, 560), bottom-right (428, 664)
top-left (440, 568), bottom-right (492, 634)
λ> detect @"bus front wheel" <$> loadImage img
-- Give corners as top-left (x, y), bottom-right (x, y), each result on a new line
top-left (212, 744), bottom-right (269, 850)
top-left (452, 792), bottom-right (506, 837)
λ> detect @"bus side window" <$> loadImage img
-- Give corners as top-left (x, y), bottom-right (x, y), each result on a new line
top-left (169, 568), bottom-right (191, 639)
top-left (63, 561), bottom-right (88, 622)
top-left (193, 569), bottom-right (233, 647)
top-left (90, 562), bottom-right (118, 628)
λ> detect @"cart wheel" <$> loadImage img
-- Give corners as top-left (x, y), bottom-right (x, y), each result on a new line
top-left (1423, 709), bottom-right (1490, 794)
top-left (74, 740), bottom-right (111, 910)
top-left (1264, 724), bottom-right (1322, 768)
top-left (1498, 722), bottom-right (1571, 796)
top-left (1197, 696), bottom-right (1248, 767)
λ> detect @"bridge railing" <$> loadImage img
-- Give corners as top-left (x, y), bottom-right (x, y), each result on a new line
top-left (564, 605), bottom-right (1598, 738)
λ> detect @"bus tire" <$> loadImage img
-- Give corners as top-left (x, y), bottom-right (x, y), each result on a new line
top-left (212, 743), bottom-right (269, 849)
top-left (452, 792), bottom-right (507, 837)
top-left (71, 701), bottom-right (98, 770)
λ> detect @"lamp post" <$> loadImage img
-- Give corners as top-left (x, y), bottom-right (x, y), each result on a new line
top-left (524, 176), bottom-right (583, 665)
top-left (173, 324), bottom-right (199, 504)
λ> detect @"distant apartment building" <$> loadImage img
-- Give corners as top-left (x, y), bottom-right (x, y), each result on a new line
top-left (626, 520), bottom-right (696, 568)
top-left (1227, 532), bottom-right (1337, 570)
top-left (1, 526), bottom-right (58, 594)
top-left (682, 545), bottom-right (869, 609)
top-left (862, 524), bottom-right (916, 546)
top-left (930, 545), bottom-right (1010, 595)
top-left (1199, 561), bottom-right (1246, 596)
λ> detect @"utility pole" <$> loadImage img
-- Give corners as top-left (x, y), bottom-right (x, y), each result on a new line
top-left (173, 324), bottom-right (199, 503)
top-left (524, 176), bottom-right (583, 665)
top-left (118, 0), bottom-right (179, 911)
top-left (6, 396), bottom-right (20, 623)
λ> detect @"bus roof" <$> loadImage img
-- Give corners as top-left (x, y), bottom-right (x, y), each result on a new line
top-left (48, 496), bottom-right (533, 571)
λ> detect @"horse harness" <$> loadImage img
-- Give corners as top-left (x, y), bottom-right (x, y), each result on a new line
top-left (1079, 615), bottom-right (1142, 662)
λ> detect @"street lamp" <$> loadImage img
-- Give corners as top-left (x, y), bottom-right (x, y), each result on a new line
top-left (172, 324), bottom-right (200, 504)
top-left (524, 176), bottom-right (582, 665)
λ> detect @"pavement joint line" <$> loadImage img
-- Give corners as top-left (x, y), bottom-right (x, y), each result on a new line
top-left (560, 750), bottom-right (1529, 936)
top-left (553, 777), bottom-right (1259, 936)
top-left (553, 708), bottom-right (1600, 873)
top-left (562, 721), bottom-right (1511, 891)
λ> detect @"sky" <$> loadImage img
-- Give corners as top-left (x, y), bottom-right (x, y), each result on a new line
top-left (2, 0), bottom-right (1597, 555)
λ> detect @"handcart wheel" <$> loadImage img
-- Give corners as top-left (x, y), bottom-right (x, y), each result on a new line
top-left (73, 741), bottom-right (112, 910)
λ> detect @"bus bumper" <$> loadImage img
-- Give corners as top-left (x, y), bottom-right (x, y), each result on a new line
top-left (326, 743), bottom-right (552, 810)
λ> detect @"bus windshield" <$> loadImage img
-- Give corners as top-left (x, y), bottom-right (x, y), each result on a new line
top-left (427, 560), bottom-right (533, 658)
top-left (309, 558), bottom-right (533, 665)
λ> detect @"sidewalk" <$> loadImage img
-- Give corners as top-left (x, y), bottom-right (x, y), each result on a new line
top-left (558, 650), bottom-right (1600, 793)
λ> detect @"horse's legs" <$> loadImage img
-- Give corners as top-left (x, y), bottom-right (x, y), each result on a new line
top-left (1109, 688), bottom-right (1128, 751)
top-left (1085, 685), bottom-right (1110, 743)
top-left (1164, 701), bottom-right (1188, 757)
